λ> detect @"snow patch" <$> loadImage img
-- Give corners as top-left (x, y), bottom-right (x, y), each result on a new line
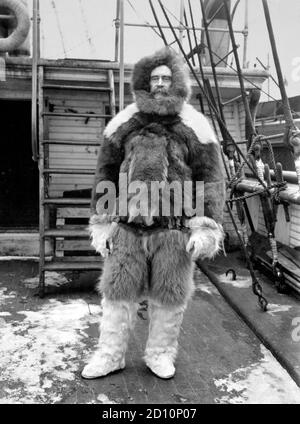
top-left (0, 288), bottom-right (17, 306)
top-left (23, 272), bottom-right (69, 289)
top-left (97, 394), bottom-right (118, 404)
top-left (214, 345), bottom-right (300, 404)
top-left (0, 299), bottom-right (101, 404)
top-left (266, 303), bottom-right (293, 316)
top-left (196, 282), bottom-right (220, 295)
top-left (219, 273), bottom-right (252, 289)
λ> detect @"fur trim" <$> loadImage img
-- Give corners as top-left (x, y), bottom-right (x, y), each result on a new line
top-left (144, 302), bottom-right (185, 366)
top-left (82, 298), bottom-right (138, 377)
top-left (187, 216), bottom-right (221, 230)
top-left (132, 47), bottom-right (191, 116)
top-left (180, 103), bottom-right (217, 144)
top-left (89, 214), bottom-right (110, 226)
top-left (103, 103), bottom-right (138, 139)
top-left (186, 216), bottom-right (224, 259)
top-left (89, 214), bottom-right (118, 254)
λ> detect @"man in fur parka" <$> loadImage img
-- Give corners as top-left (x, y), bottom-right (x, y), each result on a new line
top-left (82, 47), bottom-right (225, 380)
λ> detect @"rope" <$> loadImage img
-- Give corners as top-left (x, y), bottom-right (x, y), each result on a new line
top-left (240, 223), bottom-right (248, 245)
top-left (126, 0), bottom-right (163, 40)
top-left (295, 157), bottom-right (300, 190)
top-left (50, 0), bottom-right (67, 57)
top-left (228, 158), bottom-right (235, 179)
top-left (256, 159), bottom-right (265, 183)
top-left (269, 236), bottom-right (278, 265)
top-left (78, 0), bottom-right (96, 55)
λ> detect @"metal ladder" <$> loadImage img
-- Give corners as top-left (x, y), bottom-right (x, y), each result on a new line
top-left (37, 65), bottom-right (116, 297)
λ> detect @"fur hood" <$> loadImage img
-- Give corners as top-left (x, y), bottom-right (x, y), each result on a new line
top-left (131, 47), bottom-right (192, 116)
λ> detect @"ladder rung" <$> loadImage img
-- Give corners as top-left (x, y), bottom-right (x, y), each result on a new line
top-left (43, 261), bottom-right (102, 271)
top-left (43, 112), bottom-right (112, 118)
top-left (43, 168), bottom-right (94, 175)
top-left (43, 198), bottom-right (90, 205)
top-left (42, 84), bottom-right (112, 92)
top-left (42, 139), bottom-right (100, 146)
top-left (44, 229), bottom-right (89, 237)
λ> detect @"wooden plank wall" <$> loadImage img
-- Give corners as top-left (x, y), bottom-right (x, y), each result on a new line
top-left (290, 203), bottom-right (300, 247)
top-left (47, 90), bottom-right (110, 197)
top-left (245, 193), bottom-right (300, 248)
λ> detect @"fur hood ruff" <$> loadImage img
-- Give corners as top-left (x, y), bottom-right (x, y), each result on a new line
top-left (131, 47), bottom-right (192, 116)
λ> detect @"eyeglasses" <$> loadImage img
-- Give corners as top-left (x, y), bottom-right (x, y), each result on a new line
top-left (150, 75), bottom-right (172, 82)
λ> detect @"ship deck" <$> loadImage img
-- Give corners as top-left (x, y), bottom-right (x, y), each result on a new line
top-left (0, 252), bottom-right (300, 404)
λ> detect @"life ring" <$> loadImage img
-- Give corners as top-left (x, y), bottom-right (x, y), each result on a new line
top-left (0, 0), bottom-right (30, 52)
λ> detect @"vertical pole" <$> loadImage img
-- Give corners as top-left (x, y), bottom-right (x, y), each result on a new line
top-left (38, 65), bottom-right (45, 297)
top-left (242, 0), bottom-right (248, 68)
top-left (200, 0), bottom-right (226, 124)
top-left (262, 0), bottom-right (294, 129)
top-left (262, 0), bottom-right (300, 190)
top-left (119, 0), bottom-right (124, 110)
top-left (179, 0), bottom-right (185, 51)
top-left (223, 0), bottom-right (255, 137)
top-left (114, 0), bottom-right (120, 62)
top-left (31, 0), bottom-right (40, 162)
top-left (267, 53), bottom-right (270, 98)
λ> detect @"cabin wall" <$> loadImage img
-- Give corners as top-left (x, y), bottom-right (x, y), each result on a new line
top-left (47, 91), bottom-right (135, 197)
top-left (46, 90), bottom-right (106, 197)
top-left (246, 194), bottom-right (300, 248)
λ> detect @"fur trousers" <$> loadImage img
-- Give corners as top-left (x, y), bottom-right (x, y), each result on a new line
top-left (98, 224), bottom-right (195, 307)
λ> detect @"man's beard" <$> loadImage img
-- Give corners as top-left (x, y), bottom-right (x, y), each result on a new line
top-left (151, 87), bottom-right (169, 99)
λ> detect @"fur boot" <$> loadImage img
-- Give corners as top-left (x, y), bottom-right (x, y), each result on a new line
top-left (81, 298), bottom-right (138, 379)
top-left (144, 300), bottom-right (186, 379)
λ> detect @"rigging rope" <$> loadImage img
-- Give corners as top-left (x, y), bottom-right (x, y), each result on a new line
top-left (50, 0), bottom-right (67, 57)
top-left (78, 0), bottom-right (96, 55)
top-left (126, 0), bottom-right (163, 40)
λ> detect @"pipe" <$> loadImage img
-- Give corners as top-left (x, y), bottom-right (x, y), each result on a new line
top-left (242, 0), bottom-right (248, 68)
top-left (31, 0), bottom-right (40, 162)
top-left (114, 0), bottom-right (120, 62)
top-left (0, 0), bottom-right (30, 52)
top-left (119, 0), bottom-right (124, 110)
top-left (124, 22), bottom-right (245, 33)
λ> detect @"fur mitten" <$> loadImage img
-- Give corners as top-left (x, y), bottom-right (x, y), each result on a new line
top-left (89, 214), bottom-right (118, 258)
top-left (186, 216), bottom-right (224, 260)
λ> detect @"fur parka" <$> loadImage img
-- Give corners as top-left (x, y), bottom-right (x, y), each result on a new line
top-left (91, 48), bottom-right (225, 237)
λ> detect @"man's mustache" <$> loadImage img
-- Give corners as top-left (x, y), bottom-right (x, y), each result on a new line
top-left (152, 87), bottom-right (169, 96)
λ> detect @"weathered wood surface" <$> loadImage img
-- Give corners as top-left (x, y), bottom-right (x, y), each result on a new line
top-left (1, 260), bottom-right (299, 404)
